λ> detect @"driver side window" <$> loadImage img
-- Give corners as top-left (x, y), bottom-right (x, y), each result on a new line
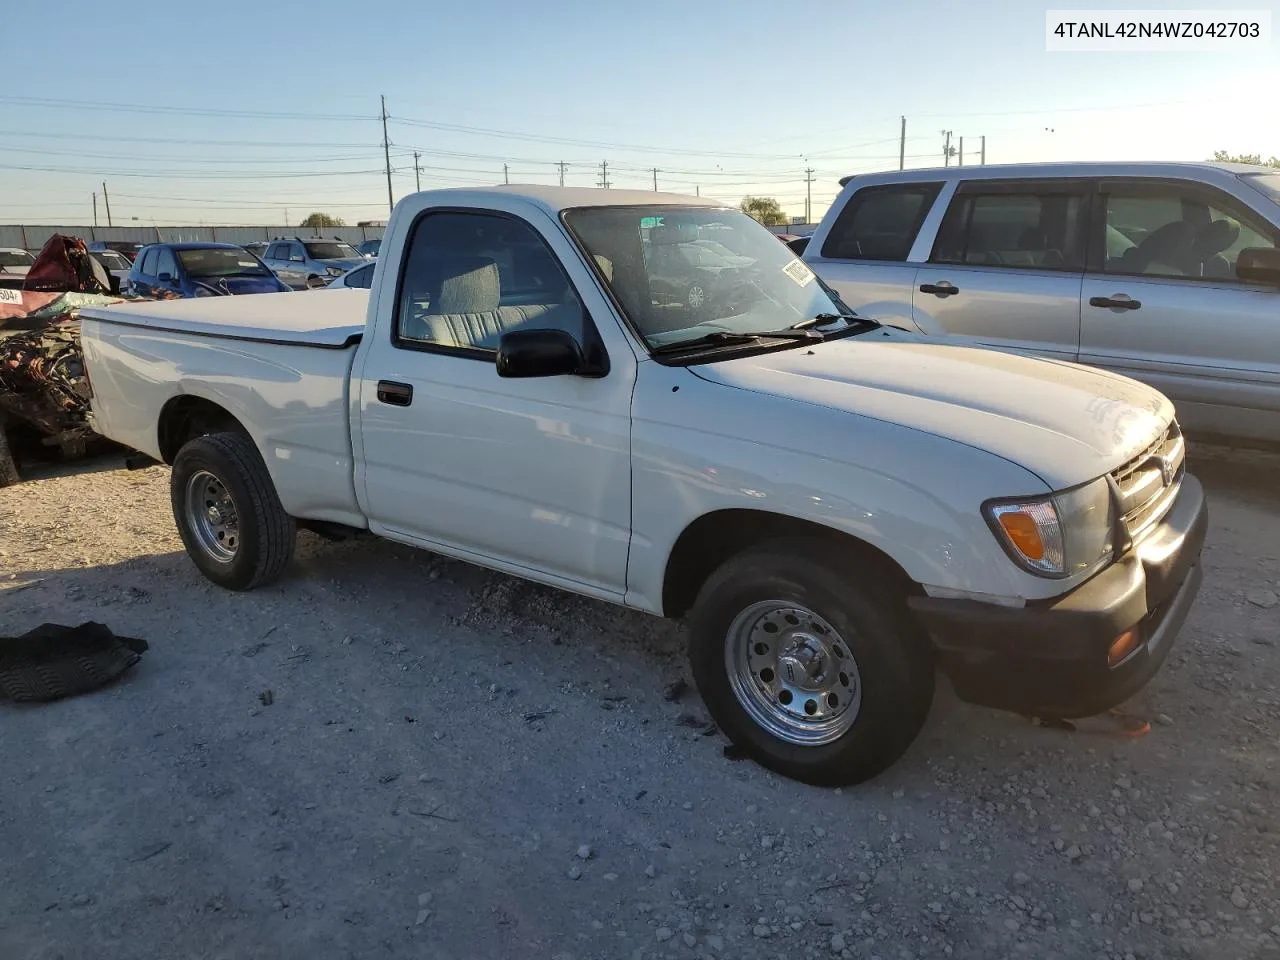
top-left (1102, 184), bottom-right (1279, 281)
top-left (395, 211), bottom-right (584, 354)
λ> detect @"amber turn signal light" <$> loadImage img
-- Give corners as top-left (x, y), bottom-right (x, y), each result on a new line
top-left (1107, 628), bottom-right (1141, 667)
top-left (997, 511), bottom-right (1046, 561)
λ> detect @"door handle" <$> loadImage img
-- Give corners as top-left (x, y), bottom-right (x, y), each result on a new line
top-left (1088, 295), bottom-right (1142, 311)
top-left (376, 380), bottom-right (413, 406)
top-left (919, 282), bottom-right (959, 297)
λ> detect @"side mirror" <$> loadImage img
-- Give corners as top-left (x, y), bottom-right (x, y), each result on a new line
top-left (157, 272), bottom-right (173, 283)
top-left (1236, 247), bottom-right (1280, 286)
top-left (496, 329), bottom-right (583, 378)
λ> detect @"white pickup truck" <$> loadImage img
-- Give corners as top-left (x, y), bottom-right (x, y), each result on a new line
top-left (79, 185), bottom-right (1207, 786)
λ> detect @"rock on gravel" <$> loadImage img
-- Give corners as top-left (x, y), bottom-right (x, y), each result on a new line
top-left (1247, 588), bottom-right (1278, 608)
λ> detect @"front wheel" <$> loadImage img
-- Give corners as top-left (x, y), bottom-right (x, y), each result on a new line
top-left (688, 540), bottom-right (934, 786)
top-left (170, 432), bottom-right (296, 590)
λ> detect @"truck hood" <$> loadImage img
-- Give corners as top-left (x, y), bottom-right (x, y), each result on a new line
top-left (690, 329), bottom-right (1174, 490)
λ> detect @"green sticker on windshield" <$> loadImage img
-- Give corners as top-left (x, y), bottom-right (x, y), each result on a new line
top-left (639, 216), bottom-right (665, 229)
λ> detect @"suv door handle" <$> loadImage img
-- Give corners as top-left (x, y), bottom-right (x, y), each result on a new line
top-left (919, 282), bottom-right (959, 297)
top-left (1088, 295), bottom-right (1142, 311)
top-left (376, 380), bottom-right (413, 406)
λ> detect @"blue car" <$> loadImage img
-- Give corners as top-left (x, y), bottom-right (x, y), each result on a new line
top-left (127, 242), bottom-right (291, 299)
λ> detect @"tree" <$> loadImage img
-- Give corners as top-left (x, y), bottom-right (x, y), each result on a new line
top-left (299, 212), bottom-right (346, 228)
top-left (1211, 151), bottom-right (1280, 168)
top-left (739, 196), bottom-right (788, 226)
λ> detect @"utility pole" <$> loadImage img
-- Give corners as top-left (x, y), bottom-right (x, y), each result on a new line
top-left (413, 151), bottom-right (422, 191)
top-left (980, 135), bottom-right (986, 165)
top-left (804, 166), bottom-right (815, 225)
top-left (941, 130), bottom-right (953, 167)
top-left (503, 163), bottom-right (509, 185)
top-left (92, 192), bottom-right (98, 228)
top-left (381, 94), bottom-right (393, 214)
top-left (556, 161), bottom-right (567, 187)
top-left (102, 181), bottom-right (113, 227)
top-left (695, 185), bottom-right (700, 197)
top-left (959, 136), bottom-right (964, 167)
top-left (652, 167), bottom-right (659, 191)
top-left (598, 160), bottom-right (610, 188)
top-left (899, 116), bottom-right (906, 171)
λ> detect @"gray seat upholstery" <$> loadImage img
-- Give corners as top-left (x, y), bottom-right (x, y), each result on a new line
top-left (1192, 219), bottom-right (1241, 278)
top-left (400, 251), bottom-right (583, 349)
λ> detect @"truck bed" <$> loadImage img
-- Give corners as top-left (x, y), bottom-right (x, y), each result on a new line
top-left (78, 289), bottom-right (369, 348)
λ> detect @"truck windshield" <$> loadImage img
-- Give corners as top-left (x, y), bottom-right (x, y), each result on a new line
top-left (1242, 172), bottom-right (1280, 206)
top-left (563, 206), bottom-right (849, 351)
top-left (178, 248), bottom-right (270, 277)
top-left (0, 250), bottom-right (34, 267)
top-left (304, 241), bottom-right (359, 260)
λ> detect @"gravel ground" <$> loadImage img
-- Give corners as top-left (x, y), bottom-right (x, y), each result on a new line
top-left (1, 446), bottom-right (1278, 960)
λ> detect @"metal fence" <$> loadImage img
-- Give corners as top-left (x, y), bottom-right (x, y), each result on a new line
top-left (0, 224), bottom-right (385, 251)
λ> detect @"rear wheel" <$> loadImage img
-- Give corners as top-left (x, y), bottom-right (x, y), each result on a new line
top-left (170, 432), bottom-right (295, 590)
top-left (688, 539), bottom-right (934, 786)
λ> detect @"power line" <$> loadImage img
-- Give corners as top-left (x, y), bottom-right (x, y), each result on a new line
top-left (0, 95), bottom-right (374, 121)
top-left (390, 114), bottom-right (804, 160)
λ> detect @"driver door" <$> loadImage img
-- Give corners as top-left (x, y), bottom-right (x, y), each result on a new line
top-left (355, 208), bottom-right (636, 598)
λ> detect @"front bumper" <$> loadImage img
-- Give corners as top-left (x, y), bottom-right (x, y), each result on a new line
top-left (909, 474), bottom-right (1208, 719)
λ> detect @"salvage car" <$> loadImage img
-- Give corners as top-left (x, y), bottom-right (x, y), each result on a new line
top-left (0, 248), bottom-right (36, 290)
top-left (78, 186), bottom-right (1207, 786)
top-left (260, 237), bottom-right (366, 289)
top-left (126, 242), bottom-right (291, 298)
top-left (804, 161), bottom-right (1280, 444)
top-left (324, 261), bottom-right (375, 290)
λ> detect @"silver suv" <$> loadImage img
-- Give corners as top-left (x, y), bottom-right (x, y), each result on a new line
top-left (805, 161), bottom-right (1280, 444)
top-left (260, 237), bottom-right (368, 290)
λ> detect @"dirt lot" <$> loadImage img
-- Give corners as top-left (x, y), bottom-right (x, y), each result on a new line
top-left (1, 447), bottom-right (1278, 960)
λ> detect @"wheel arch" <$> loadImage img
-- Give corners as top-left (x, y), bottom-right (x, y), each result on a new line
top-left (661, 508), bottom-right (920, 620)
top-left (157, 394), bottom-right (251, 464)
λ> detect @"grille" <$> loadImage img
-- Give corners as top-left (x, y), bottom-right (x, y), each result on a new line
top-left (1112, 421), bottom-right (1184, 542)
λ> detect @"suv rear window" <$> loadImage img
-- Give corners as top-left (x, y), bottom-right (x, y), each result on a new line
top-left (820, 182), bottom-right (943, 261)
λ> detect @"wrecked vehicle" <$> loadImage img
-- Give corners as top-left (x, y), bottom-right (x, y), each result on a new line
top-left (79, 186), bottom-right (1206, 787)
top-left (0, 293), bottom-right (114, 485)
top-left (0, 234), bottom-right (125, 485)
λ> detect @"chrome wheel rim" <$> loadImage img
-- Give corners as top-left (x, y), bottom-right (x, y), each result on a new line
top-left (687, 285), bottom-right (706, 309)
top-left (185, 470), bottom-right (239, 563)
top-left (725, 601), bottom-right (862, 746)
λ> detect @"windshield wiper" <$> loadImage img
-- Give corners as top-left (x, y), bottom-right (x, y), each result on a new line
top-left (649, 328), bottom-right (822, 356)
top-left (809, 312), bottom-right (881, 330)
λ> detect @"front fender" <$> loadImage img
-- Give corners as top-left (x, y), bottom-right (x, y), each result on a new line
top-left (626, 364), bottom-right (1052, 613)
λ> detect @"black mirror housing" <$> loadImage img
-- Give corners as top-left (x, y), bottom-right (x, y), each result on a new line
top-left (496, 329), bottom-right (584, 378)
top-left (1236, 247), bottom-right (1280, 286)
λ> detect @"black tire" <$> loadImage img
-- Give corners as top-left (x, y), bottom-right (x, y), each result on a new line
top-left (688, 539), bottom-right (934, 787)
top-left (170, 432), bottom-right (295, 591)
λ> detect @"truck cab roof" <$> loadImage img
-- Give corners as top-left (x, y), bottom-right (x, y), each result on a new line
top-left (420, 184), bottom-right (724, 214)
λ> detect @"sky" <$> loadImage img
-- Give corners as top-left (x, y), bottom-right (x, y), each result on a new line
top-left (1, 0), bottom-right (1277, 227)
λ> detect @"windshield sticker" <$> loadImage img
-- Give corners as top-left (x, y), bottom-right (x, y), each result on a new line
top-left (639, 216), bottom-right (665, 229)
top-left (0, 288), bottom-right (23, 304)
top-left (782, 258), bottom-right (815, 287)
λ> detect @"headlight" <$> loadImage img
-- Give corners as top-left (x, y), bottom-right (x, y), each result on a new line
top-left (985, 478), bottom-right (1115, 578)
top-left (327, 266), bottom-right (343, 276)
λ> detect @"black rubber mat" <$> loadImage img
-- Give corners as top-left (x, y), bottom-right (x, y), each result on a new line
top-left (0, 622), bottom-right (148, 702)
